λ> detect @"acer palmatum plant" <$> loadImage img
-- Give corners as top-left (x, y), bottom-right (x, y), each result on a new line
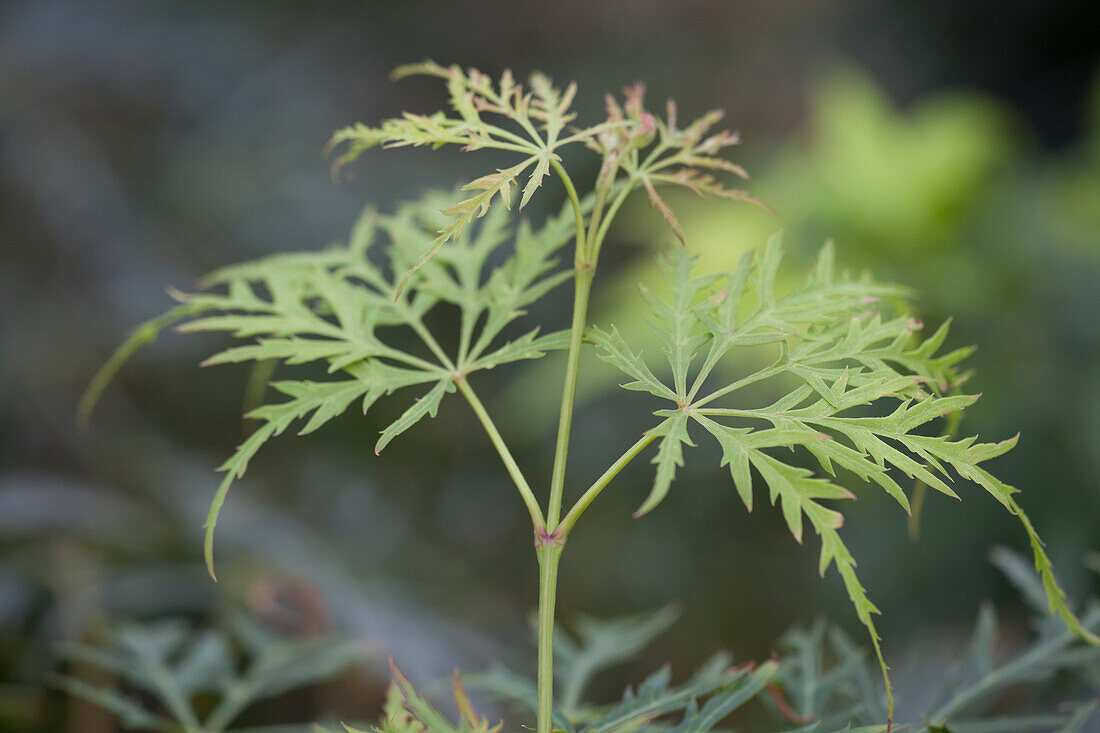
top-left (82, 62), bottom-right (1098, 733)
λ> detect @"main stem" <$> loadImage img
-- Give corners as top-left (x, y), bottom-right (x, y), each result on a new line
top-left (536, 163), bottom-right (595, 732)
top-left (536, 541), bottom-right (563, 733)
top-left (535, 267), bottom-right (593, 733)
top-left (545, 267), bottom-right (596, 530)
top-left (535, 165), bottom-right (629, 733)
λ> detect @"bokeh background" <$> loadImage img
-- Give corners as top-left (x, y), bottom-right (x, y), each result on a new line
top-left (2, 1), bottom-right (1098, 730)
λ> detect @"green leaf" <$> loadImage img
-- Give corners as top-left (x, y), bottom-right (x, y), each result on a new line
top-left (469, 329), bottom-right (572, 372)
top-left (85, 192), bottom-right (576, 579)
top-left (353, 659), bottom-right (501, 733)
top-left (553, 607), bottom-right (680, 718)
top-left (589, 658), bottom-right (777, 733)
top-left (665, 661), bottom-right (778, 733)
top-left (374, 378), bottom-right (456, 455)
top-left (50, 674), bottom-right (175, 732)
top-left (925, 597), bottom-right (1100, 725)
top-left (769, 620), bottom-right (882, 728)
top-left (590, 239), bottom-right (1097, 721)
top-left (54, 616), bottom-right (365, 733)
top-left (634, 412), bottom-right (694, 517)
top-left (587, 326), bottom-right (678, 402)
top-left (638, 252), bottom-right (717, 398)
top-left (329, 64), bottom-right (602, 279)
top-left (77, 302), bottom-right (207, 425)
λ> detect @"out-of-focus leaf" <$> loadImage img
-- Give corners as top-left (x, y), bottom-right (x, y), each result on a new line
top-left (553, 606), bottom-right (679, 717)
top-left (347, 660), bottom-right (501, 733)
top-left (54, 615), bottom-right (365, 733)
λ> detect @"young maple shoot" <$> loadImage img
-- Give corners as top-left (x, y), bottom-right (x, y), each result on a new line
top-left (81, 63), bottom-right (1097, 733)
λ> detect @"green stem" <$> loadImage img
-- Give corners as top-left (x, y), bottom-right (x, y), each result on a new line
top-left (536, 542), bottom-right (564, 733)
top-left (480, 122), bottom-right (543, 149)
top-left (406, 313), bottom-right (457, 371)
top-left (558, 433), bottom-right (656, 537)
top-left (692, 363), bottom-right (784, 409)
top-left (456, 378), bottom-right (545, 531)
top-left (550, 158), bottom-right (588, 262)
top-left (543, 158), bottom-right (596, 534)
top-left (535, 156), bottom-right (637, 733)
top-left (907, 483), bottom-right (927, 540)
top-left (457, 299), bottom-right (476, 367)
top-left (546, 267), bottom-right (595, 530)
top-left (589, 181), bottom-right (637, 262)
top-left (376, 347), bottom-right (448, 374)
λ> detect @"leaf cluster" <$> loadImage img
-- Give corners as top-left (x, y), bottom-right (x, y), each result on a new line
top-left (461, 608), bottom-right (779, 733)
top-left (430, 555), bottom-right (1100, 733)
top-left (80, 192), bottom-right (578, 577)
top-left (329, 62), bottom-right (600, 282)
top-left (588, 234), bottom-right (1098, 712)
top-left (328, 62), bottom-right (763, 282)
top-left (52, 613), bottom-right (364, 733)
top-left (582, 81), bottom-right (768, 246)
top-left (80, 61), bottom-right (1100, 733)
top-left (344, 660), bottom-right (501, 733)
top-left (774, 548), bottom-right (1100, 733)
top-left (59, 551), bottom-right (1100, 733)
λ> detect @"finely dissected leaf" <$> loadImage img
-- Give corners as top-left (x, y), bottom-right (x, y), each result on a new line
top-left (467, 329), bottom-right (571, 372)
top-left (521, 153), bottom-right (554, 209)
top-left (586, 82), bottom-right (768, 246)
top-left (587, 326), bottom-right (678, 402)
top-left (643, 176), bottom-right (686, 245)
top-left (50, 674), bottom-right (176, 732)
top-left (83, 192), bottom-right (577, 578)
top-left (433, 157), bottom-right (542, 261)
top-left (459, 575), bottom-right (1096, 733)
top-left (331, 64), bottom-right (757, 279)
top-left (53, 616), bottom-right (364, 733)
top-left (664, 661), bottom-right (778, 733)
top-left (329, 64), bottom-right (603, 278)
top-left (466, 616), bottom-right (776, 733)
top-left (639, 253), bottom-right (718, 398)
top-left (351, 659), bottom-right (501, 733)
top-left (553, 606), bottom-right (680, 718)
top-left (589, 236), bottom-right (1099, 719)
top-left (588, 657), bottom-right (777, 733)
top-left (770, 621), bottom-right (885, 729)
top-left (924, 591), bottom-right (1100, 728)
top-left (374, 378), bottom-right (455, 455)
top-left (635, 412), bottom-right (694, 518)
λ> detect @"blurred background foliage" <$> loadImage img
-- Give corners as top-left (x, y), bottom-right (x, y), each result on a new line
top-left (1, 1), bottom-right (1098, 730)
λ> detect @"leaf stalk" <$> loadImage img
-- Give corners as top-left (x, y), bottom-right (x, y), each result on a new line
top-left (456, 377), bottom-right (545, 531)
top-left (558, 433), bottom-right (657, 537)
